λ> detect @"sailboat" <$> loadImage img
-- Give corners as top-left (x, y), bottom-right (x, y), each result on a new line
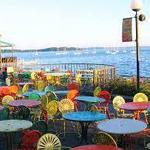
top-left (35, 50), bottom-right (39, 56)
top-left (106, 47), bottom-right (119, 54)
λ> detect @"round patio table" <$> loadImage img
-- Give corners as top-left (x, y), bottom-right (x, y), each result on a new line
top-left (120, 102), bottom-right (150, 120)
top-left (97, 118), bottom-right (147, 148)
top-left (97, 118), bottom-right (147, 135)
top-left (0, 119), bottom-right (32, 150)
top-left (76, 96), bottom-right (105, 110)
top-left (54, 90), bottom-right (68, 95)
top-left (23, 91), bottom-right (45, 97)
top-left (63, 111), bottom-right (106, 145)
top-left (9, 100), bottom-right (41, 108)
top-left (18, 82), bottom-right (33, 86)
top-left (72, 145), bottom-right (123, 150)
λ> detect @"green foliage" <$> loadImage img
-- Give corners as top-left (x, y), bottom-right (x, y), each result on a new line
top-left (140, 83), bottom-right (150, 99)
top-left (98, 77), bottom-right (150, 97)
top-left (99, 77), bottom-right (137, 96)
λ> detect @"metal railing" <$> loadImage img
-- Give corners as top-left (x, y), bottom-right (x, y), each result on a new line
top-left (20, 63), bottom-right (116, 86)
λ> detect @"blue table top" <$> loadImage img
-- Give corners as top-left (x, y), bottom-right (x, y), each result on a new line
top-left (63, 111), bottom-right (106, 122)
top-left (76, 96), bottom-right (105, 103)
top-left (97, 118), bottom-right (147, 135)
top-left (54, 90), bottom-right (68, 95)
top-left (23, 90), bottom-right (46, 97)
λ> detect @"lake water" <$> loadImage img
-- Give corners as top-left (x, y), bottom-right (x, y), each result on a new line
top-left (3, 47), bottom-right (150, 77)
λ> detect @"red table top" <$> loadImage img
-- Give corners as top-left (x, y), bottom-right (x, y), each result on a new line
top-left (71, 145), bottom-right (123, 150)
top-left (120, 102), bottom-right (150, 111)
top-left (9, 100), bottom-right (41, 108)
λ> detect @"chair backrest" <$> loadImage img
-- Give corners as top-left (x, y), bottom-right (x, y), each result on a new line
top-left (67, 90), bottom-right (79, 101)
top-left (98, 90), bottom-right (111, 102)
top-left (37, 133), bottom-right (61, 150)
top-left (2, 95), bottom-right (14, 107)
top-left (22, 83), bottom-right (29, 94)
top-left (75, 73), bottom-right (82, 85)
top-left (46, 91), bottom-right (58, 102)
top-left (41, 95), bottom-right (49, 110)
top-left (31, 120), bottom-right (48, 134)
top-left (6, 78), bottom-right (11, 86)
top-left (0, 87), bottom-right (11, 96)
top-left (20, 130), bottom-right (41, 149)
top-left (28, 93), bottom-right (41, 101)
top-left (9, 85), bottom-right (19, 95)
top-left (112, 96), bottom-right (125, 112)
top-left (0, 107), bottom-right (9, 120)
top-left (93, 86), bottom-right (101, 97)
top-left (67, 82), bottom-right (80, 91)
top-left (44, 85), bottom-right (56, 93)
top-left (58, 98), bottom-right (74, 114)
top-left (12, 105), bottom-right (30, 120)
top-left (133, 93), bottom-right (148, 102)
top-left (35, 80), bottom-right (46, 91)
top-left (31, 72), bottom-right (37, 80)
top-left (93, 131), bottom-right (117, 147)
top-left (47, 100), bottom-right (58, 117)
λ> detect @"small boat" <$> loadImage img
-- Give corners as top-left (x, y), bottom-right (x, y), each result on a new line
top-left (106, 47), bottom-right (119, 55)
top-left (55, 51), bottom-right (68, 55)
top-left (74, 51), bottom-right (82, 55)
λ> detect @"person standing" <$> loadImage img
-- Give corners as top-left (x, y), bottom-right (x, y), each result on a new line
top-left (2, 67), bottom-right (8, 84)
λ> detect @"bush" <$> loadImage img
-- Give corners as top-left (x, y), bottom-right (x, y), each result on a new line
top-left (98, 77), bottom-right (150, 98)
top-left (99, 77), bottom-right (137, 96)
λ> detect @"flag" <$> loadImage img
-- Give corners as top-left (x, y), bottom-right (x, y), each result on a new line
top-left (122, 18), bottom-right (132, 42)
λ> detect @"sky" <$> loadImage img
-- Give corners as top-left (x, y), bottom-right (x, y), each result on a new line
top-left (0, 0), bottom-right (150, 49)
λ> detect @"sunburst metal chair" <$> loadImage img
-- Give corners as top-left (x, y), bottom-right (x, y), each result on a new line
top-left (2, 95), bottom-right (14, 107)
top-left (93, 86), bottom-right (101, 97)
top-left (96, 90), bottom-right (111, 118)
top-left (37, 133), bottom-right (61, 150)
top-left (58, 98), bottom-right (74, 114)
top-left (35, 80), bottom-right (46, 91)
top-left (41, 95), bottom-right (49, 110)
top-left (113, 96), bottom-right (133, 118)
top-left (133, 93), bottom-right (148, 102)
top-left (31, 72), bottom-right (37, 80)
top-left (46, 91), bottom-right (58, 102)
top-left (58, 99), bottom-right (76, 136)
top-left (47, 100), bottom-right (58, 118)
top-left (92, 131), bottom-right (117, 147)
top-left (20, 130), bottom-right (41, 149)
top-left (133, 93), bottom-right (148, 123)
top-left (67, 90), bottom-right (79, 111)
top-left (22, 83), bottom-right (29, 94)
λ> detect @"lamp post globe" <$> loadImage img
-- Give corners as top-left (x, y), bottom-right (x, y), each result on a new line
top-left (131, 0), bottom-right (142, 11)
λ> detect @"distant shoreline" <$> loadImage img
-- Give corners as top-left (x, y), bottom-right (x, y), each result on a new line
top-left (2, 46), bottom-right (150, 53)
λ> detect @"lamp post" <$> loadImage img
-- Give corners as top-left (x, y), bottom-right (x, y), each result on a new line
top-left (130, 0), bottom-right (145, 92)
